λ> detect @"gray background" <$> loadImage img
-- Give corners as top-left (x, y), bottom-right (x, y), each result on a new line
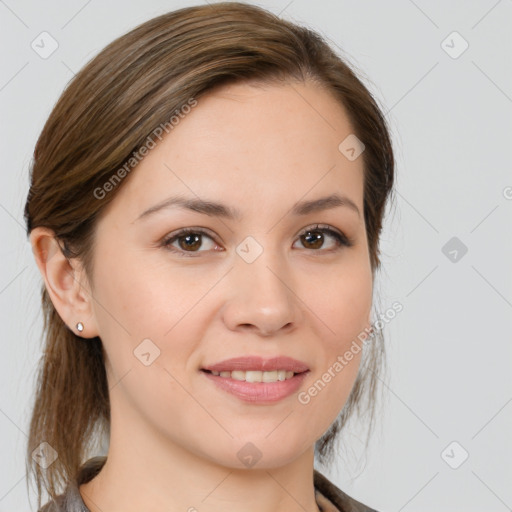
top-left (1, 0), bottom-right (511, 510)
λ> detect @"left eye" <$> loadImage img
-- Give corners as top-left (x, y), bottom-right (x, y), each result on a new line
top-left (162, 224), bottom-right (352, 257)
top-left (294, 225), bottom-right (351, 251)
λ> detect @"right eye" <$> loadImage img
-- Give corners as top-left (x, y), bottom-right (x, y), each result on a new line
top-left (161, 228), bottom-right (221, 257)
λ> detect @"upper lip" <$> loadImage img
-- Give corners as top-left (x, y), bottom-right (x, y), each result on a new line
top-left (202, 356), bottom-right (309, 373)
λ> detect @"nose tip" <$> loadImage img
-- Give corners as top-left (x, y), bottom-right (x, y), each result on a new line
top-left (222, 259), bottom-right (301, 337)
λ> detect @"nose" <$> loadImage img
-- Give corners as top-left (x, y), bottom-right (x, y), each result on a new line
top-left (221, 248), bottom-right (303, 337)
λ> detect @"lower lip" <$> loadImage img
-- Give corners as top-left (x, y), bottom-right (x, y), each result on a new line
top-left (201, 370), bottom-right (309, 403)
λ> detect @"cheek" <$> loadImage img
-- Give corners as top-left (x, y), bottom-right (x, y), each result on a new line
top-left (323, 281), bottom-right (371, 394)
top-left (294, 350), bottom-right (362, 448)
top-left (90, 256), bottom-right (199, 433)
top-left (91, 252), bottom-right (208, 392)
top-left (106, 361), bottom-right (201, 453)
top-left (92, 249), bottom-right (197, 340)
top-left (309, 258), bottom-right (373, 343)
top-left (294, 259), bottom-right (371, 427)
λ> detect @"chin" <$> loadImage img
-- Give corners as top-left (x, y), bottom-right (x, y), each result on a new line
top-left (198, 435), bottom-right (312, 471)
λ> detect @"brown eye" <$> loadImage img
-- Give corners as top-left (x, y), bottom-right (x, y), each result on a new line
top-left (294, 225), bottom-right (351, 251)
top-left (177, 233), bottom-right (202, 251)
top-left (300, 230), bottom-right (324, 249)
top-left (162, 228), bottom-right (218, 256)
top-left (162, 224), bottom-right (351, 258)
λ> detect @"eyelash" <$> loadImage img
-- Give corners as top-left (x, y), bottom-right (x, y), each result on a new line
top-left (161, 224), bottom-right (353, 258)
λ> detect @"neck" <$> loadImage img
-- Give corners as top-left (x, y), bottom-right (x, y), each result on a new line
top-left (79, 403), bottom-right (322, 512)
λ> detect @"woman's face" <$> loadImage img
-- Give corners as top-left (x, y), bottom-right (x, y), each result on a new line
top-left (85, 79), bottom-right (373, 468)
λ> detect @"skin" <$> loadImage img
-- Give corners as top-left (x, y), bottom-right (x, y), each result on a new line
top-left (30, 79), bottom-right (373, 512)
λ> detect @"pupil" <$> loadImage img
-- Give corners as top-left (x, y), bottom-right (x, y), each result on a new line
top-left (181, 234), bottom-right (201, 251)
top-left (304, 231), bottom-right (322, 249)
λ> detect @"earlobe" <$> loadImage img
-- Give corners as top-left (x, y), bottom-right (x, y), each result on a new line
top-left (29, 227), bottom-right (99, 338)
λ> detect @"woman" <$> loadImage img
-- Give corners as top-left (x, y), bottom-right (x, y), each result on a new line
top-left (25, 2), bottom-right (394, 511)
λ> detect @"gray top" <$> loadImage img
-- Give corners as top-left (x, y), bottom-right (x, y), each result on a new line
top-left (39, 456), bottom-right (378, 512)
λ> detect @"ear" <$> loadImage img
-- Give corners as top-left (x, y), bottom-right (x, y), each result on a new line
top-left (29, 227), bottom-right (100, 339)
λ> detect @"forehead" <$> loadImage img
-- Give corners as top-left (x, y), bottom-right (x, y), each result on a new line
top-left (101, 80), bottom-right (365, 225)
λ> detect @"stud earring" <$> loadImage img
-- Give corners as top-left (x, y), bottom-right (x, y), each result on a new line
top-left (76, 322), bottom-right (84, 333)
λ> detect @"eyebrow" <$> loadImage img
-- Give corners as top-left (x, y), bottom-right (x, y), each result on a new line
top-left (135, 192), bottom-right (361, 222)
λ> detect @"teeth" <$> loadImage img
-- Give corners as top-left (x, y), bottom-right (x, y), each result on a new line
top-left (209, 370), bottom-right (295, 382)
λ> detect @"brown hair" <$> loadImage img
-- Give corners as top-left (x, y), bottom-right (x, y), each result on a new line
top-left (24, 2), bottom-right (394, 508)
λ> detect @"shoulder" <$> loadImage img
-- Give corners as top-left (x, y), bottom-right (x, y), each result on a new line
top-left (314, 469), bottom-right (379, 512)
top-left (38, 456), bottom-right (106, 512)
top-left (38, 496), bottom-right (63, 512)
top-left (38, 486), bottom-right (90, 512)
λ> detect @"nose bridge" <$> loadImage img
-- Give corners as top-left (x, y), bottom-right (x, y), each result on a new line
top-left (237, 233), bottom-right (291, 299)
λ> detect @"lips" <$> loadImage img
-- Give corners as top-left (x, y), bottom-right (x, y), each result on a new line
top-left (201, 355), bottom-right (309, 373)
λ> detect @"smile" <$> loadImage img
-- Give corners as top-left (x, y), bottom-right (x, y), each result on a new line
top-left (201, 369), bottom-right (309, 403)
top-left (204, 369), bottom-right (297, 382)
